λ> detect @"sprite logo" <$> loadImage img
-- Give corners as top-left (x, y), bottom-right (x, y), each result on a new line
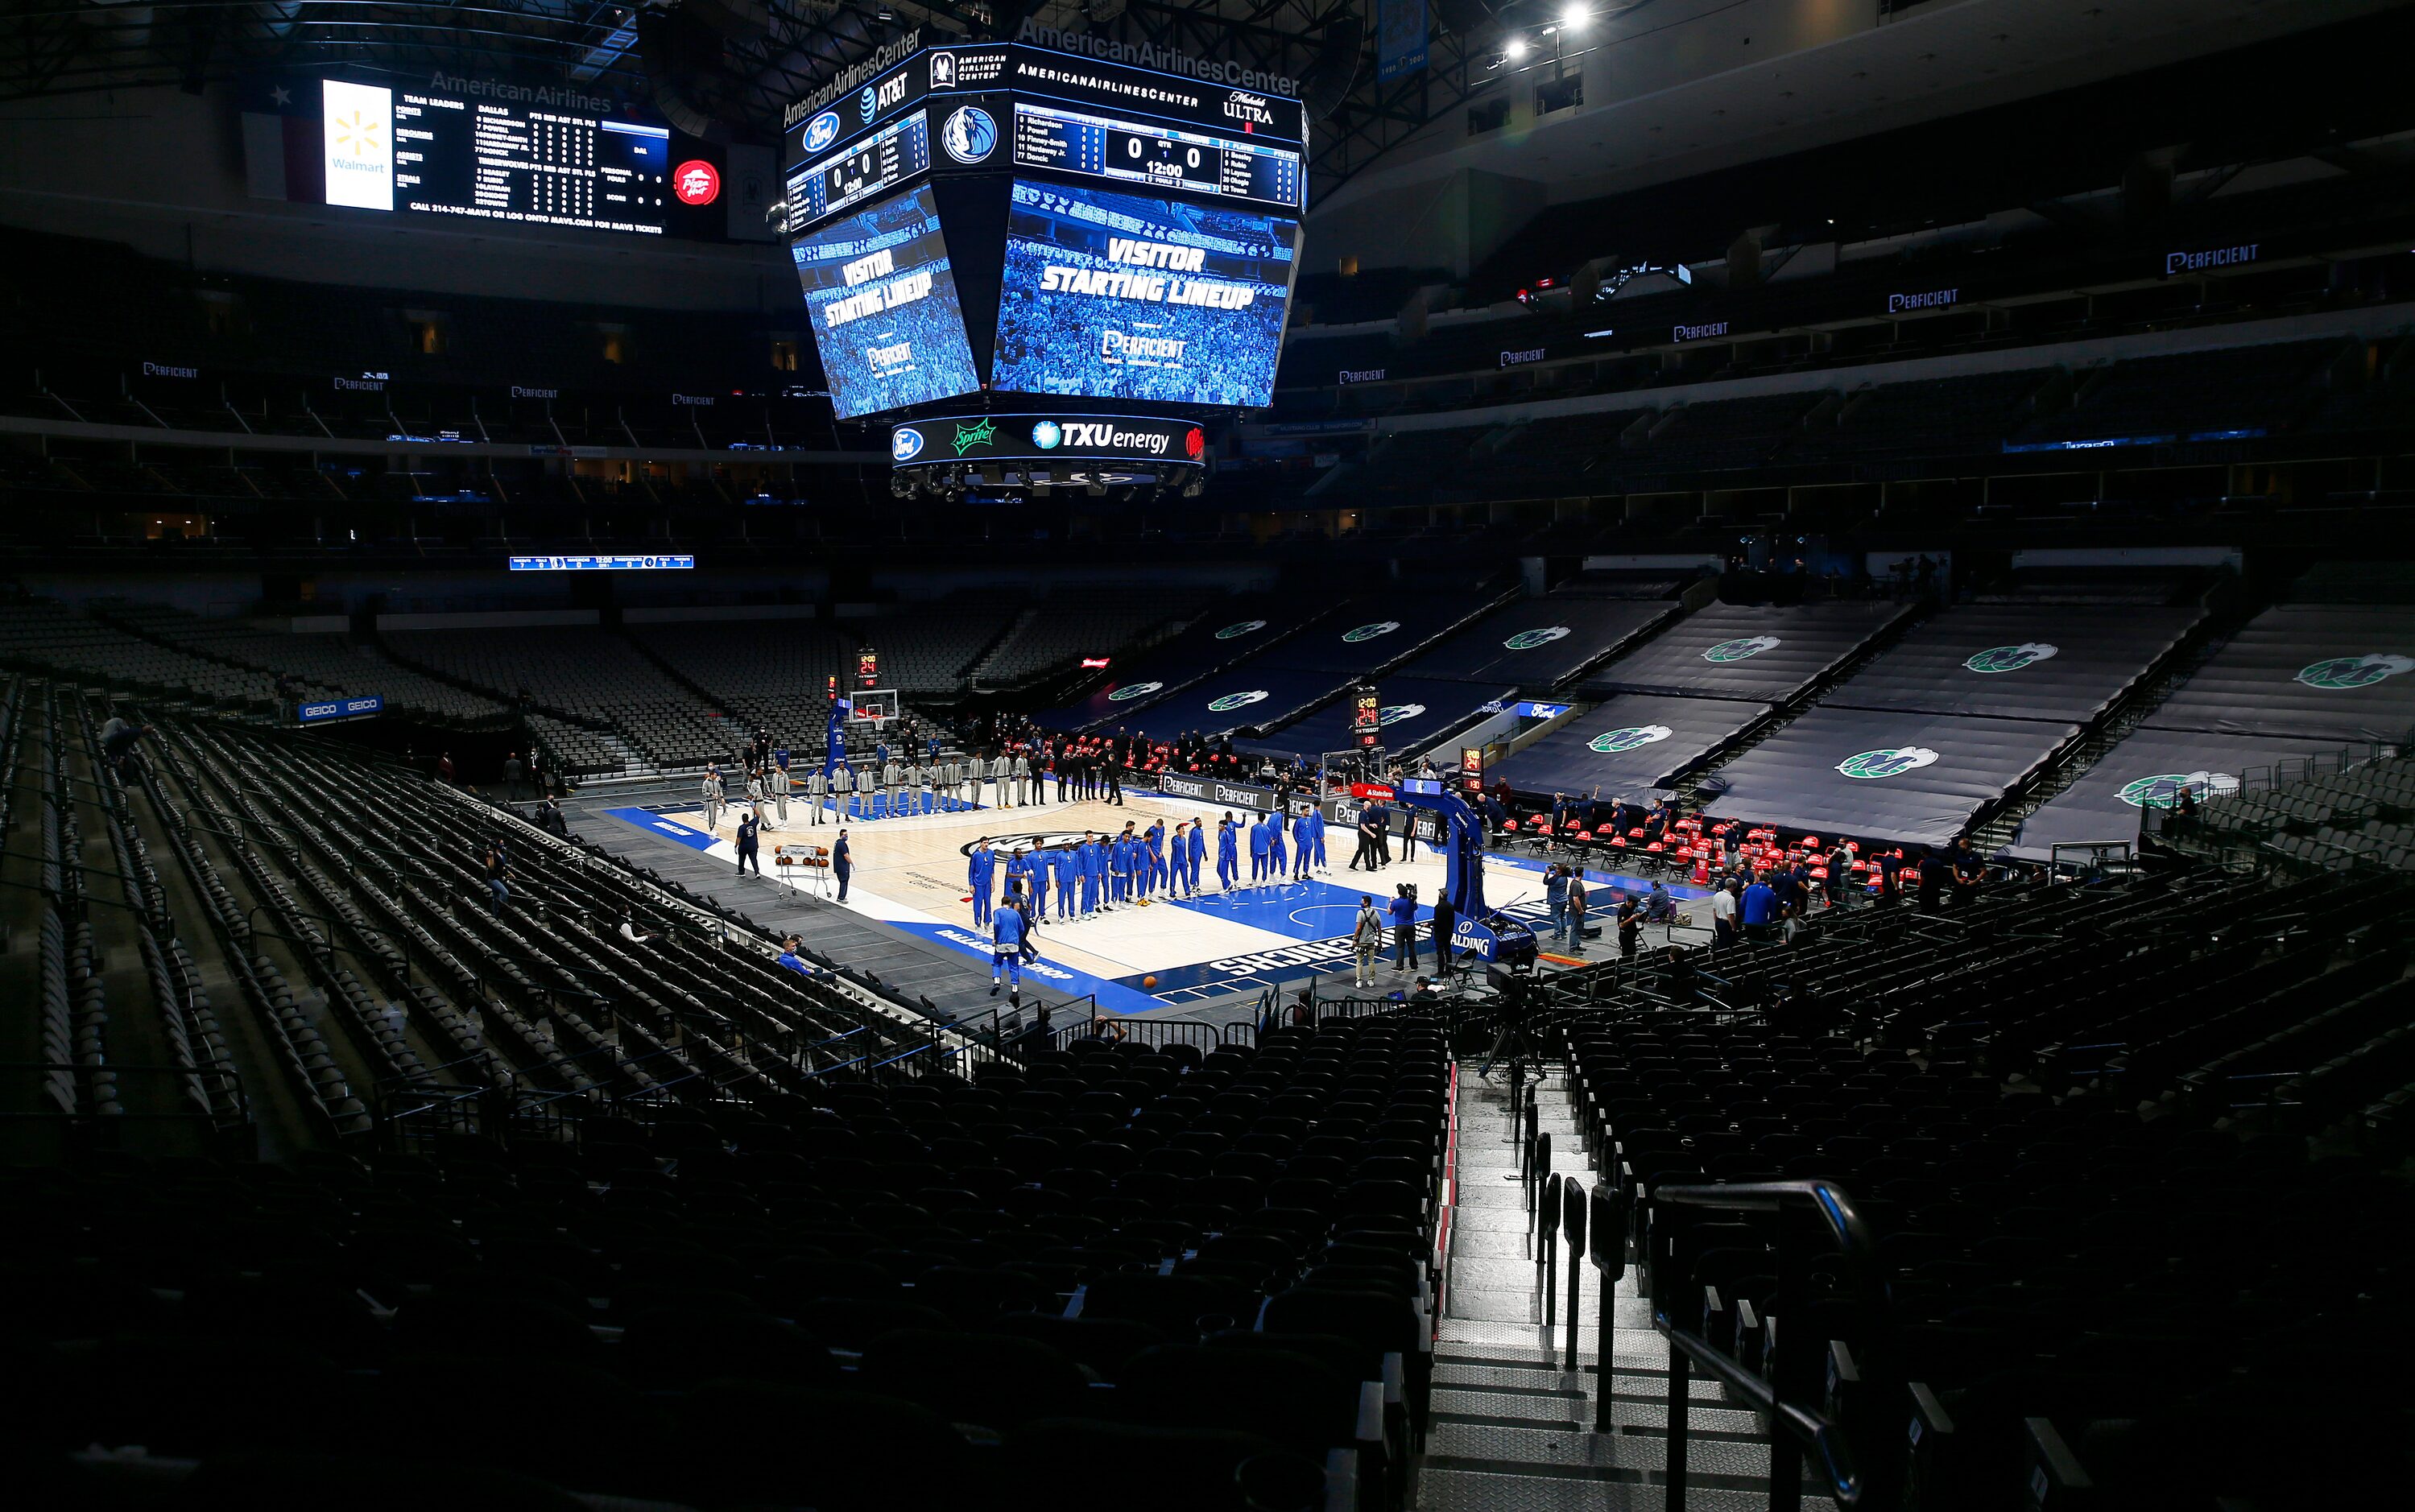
top-left (1107, 681), bottom-right (1163, 702)
top-left (1504, 626), bottom-right (1571, 651)
top-left (2119, 770), bottom-right (2240, 809)
top-left (950, 417), bottom-right (998, 456)
top-left (1587, 725), bottom-right (1673, 754)
top-left (1214, 619), bottom-right (1268, 640)
top-left (1342, 621), bottom-right (1401, 643)
top-left (1836, 746), bottom-right (1941, 780)
top-left (1703, 635), bottom-right (1781, 663)
top-left (1965, 642), bottom-right (2060, 674)
top-left (1379, 704), bottom-right (1426, 726)
top-left (2295, 654), bottom-right (2415, 690)
top-left (1208, 690), bottom-right (1270, 713)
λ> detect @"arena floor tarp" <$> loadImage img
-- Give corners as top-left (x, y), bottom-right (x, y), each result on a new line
top-left (1033, 598), bottom-right (1338, 729)
top-left (1826, 603), bottom-right (2205, 722)
top-left (2145, 604), bottom-right (2415, 745)
top-left (1703, 707), bottom-right (2079, 848)
top-left (1241, 678), bottom-right (1515, 762)
top-left (1257, 593), bottom-right (1511, 675)
top-left (1394, 597), bottom-right (1677, 688)
top-left (1127, 667), bottom-right (1360, 739)
top-left (1582, 600), bottom-right (1914, 704)
top-left (2006, 726), bottom-right (2376, 861)
top-left (1487, 695), bottom-right (1771, 799)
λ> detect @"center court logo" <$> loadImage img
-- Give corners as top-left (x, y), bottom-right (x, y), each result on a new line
top-left (1032, 421), bottom-right (1062, 450)
top-left (1379, 704), bottom-right (1426, 726)
top-left (1504, 627), bottom-right (1571, 651)
top-left (1342, 622), bottom-right (1400, 643)
top-left (2119, 770), bottom-right (2241, 808)
top-left (951, 417), bottom-right (997, 456)
top-left (1837, 747), bottom-right (1941, 780)
top-left (801, 109), bottom-right (842, 154)
top-left (1588, 725), bottom-right (1673, 754)
top-left (1106, 681), bottom-right (1162, 702)
top-left (1965, 642), bottom-right (2060, 674)
top-left (891, 428), bottom-right (925, 461)
top-left (1215, 620), bottom-right (1268, 640)
top-left (1208, 690), bottom-right (1270, 713)
top-left (1703, 635), bottom-right (1781, 663)
top-left (941, 105), bottom-right (996, 163)
top-left (2295, 654), bottom-right (2415, 689)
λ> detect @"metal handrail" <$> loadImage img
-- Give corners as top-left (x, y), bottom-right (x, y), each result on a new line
top-left (1648, 1178), bottom-right (1891, 1510)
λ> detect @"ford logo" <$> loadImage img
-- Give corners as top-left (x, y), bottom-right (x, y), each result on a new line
top-left (800, 109), bottom-right (842, 155)
top-left (891, 427), bottom-right (925, 462)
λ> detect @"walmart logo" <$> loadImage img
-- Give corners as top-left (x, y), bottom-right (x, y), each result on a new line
top-left (951, 417), bottom-right (998, 456)
top-left (1208, 690), bottom-right (1270, 713)
top-left (1504, 626), bottom-right (1571, 651)
top-left (1836, 746), bottom-right (1941, 780)
top-left (2296, 654), bottom-right (2415, 690)
top-left (1587, 725), bottom-right (1673, 754)
top-left (2118, 770), bottom-right (2240, 808)
top-left (1702, 635), bottom-right (1781, 663)
top-left (1342, 621), bottom-right (1400, 643)
top-left (1964, 642), bottom-right (2060, 674)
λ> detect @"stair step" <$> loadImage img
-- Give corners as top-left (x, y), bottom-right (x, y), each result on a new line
top-left (1419, 1467), bottom-right (1835, 1512)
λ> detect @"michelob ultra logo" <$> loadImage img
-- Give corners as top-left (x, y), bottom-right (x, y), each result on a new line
top-left (2295, 654), bottom-right (2415, 690)
top-left (1836, 746), bottom-right (1941, 780)
top-left (1215, 620), bottom-right (1267, 640)
top-left (1107, 681), bottom-right (1163, 702)
top-left (2119, 770), bottom-right (2240, 809)
top-left (1379, 704), bottom-right (1426, 726)
top-left (1342, 622), bottom-right (1400, 643)
top-left (1588, 725), bottom-right (1673, 754)
top-left (1208, 690), bottom-right (1270, 712)
top-left (1504, 626), bottom-right (1571, 651)
top-left (1964, 642), bottom-right (2061, 674)
top-left (1703, 635), bottom-right (1781, 663)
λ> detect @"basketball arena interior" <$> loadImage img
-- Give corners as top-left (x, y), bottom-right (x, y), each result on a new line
top-left (6, 2), bottom-right (2415, 1508)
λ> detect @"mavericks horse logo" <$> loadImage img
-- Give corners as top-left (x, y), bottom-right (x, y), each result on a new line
top-left (1208, 691), bottom-right (1270, 713)
top-left (1504, 626), bottom-right (1571, 651)
top-left (1342, 621), bottom-right (1401, 643)
top-left (2119, 770), bottom-right (2240, 808)
top-left (1588, 725), bottom-right (1673, 754)
top-left (1214, 620), bottom-right (1268, 640)
top-left (1703, 635), bottom-right (1781, 663)
top-left (1965, 642), bottom-right (2060, 674)
top-left (1107, 681), bottom-right (1163, 703)
top-left (1379, 704), bottom-right (1426, 726)
top-left (2296, 654), bottom-right (2415, 690)
top-left (1836, 747), bottom-right (1941, 780)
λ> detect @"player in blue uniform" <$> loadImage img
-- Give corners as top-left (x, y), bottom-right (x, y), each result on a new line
top-left (1144, 820), bottom-right (1168, 899)
top-left (1247, 816), bottom-right (1270, 885)
top-left (1052, 845), bottom-right (1076, 919)
top-left (968, 840), bottom-right (996, 927)
top-left (1110, 828), bottom-right (1135, 907)
top-left (989, 895), bottom-right (1025, 997)
top-left (1266, 816), bottom-right (1288, 887)
top-left (1078, 832), bottom-right (1102, 917)
top-left (1216, 814), bottom-right (1240, 890)
top-left (1028, 846), bottom-right (1049, 922)
top-left (1308, 806), bottom-right (1329, 873)
top-left (1291, 807), bottom-right (1313, 882)
top-left (1005, 849), bottom-right (1034, 919)
top-left (1186, 819), bottom-right (1208, 895)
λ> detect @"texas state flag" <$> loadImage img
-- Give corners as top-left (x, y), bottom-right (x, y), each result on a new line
top-left (240, 75), bottom-right (325, 203)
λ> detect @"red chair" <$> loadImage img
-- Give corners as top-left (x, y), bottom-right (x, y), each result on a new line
top-left (1691, 860), bottom-right (1710, 885)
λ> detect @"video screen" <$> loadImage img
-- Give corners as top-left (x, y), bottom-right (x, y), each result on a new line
top-left (990, 180), bottom-right (1299, 407)
top-left (790, 184), bottom-right (982, 419)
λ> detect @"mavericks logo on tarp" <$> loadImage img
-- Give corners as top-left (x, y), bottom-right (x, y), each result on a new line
top-left (1379, 704), bottom-right (1426, 726)
top-left (1837, 747), bottom-right (1941, 780)
top-left (1208, 690), bottom-right (1270, 713)
top-left (1214, 620), bottom-right (1267, 640)
top-left (1965, 642), bottom-right (2060, 674)
top-left (1342, 621), bottom-right (1401, 643)
top-left (1106, 681), bottom-right (1163, 702)
top-left (1588, 725), bottom-right (1673, 754)
top-left (2119, 770), bottom-right (2241, 809)
top-left (2296, 654), bottom-right (2415, 690)
top-left (1504, 626), bottom-right (1571, 651)
top-left (1703, 635), bottom-right (1781, 663)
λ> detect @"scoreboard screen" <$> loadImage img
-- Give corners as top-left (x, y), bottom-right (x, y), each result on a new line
top-left (787, 109), bottom-right (932, 229)
top-left (1011, 101), bottom-right (1302, 213)
top-left (790, 184), bottom-right (981, 419)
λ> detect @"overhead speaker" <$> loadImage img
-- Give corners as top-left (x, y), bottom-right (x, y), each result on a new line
top-left (1300, 16), bottom-right (1367, 121)
top-left (635, 9), bottom-right (738, 140)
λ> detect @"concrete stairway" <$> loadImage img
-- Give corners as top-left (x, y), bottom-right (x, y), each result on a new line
top-left (1418, 1063), bottom-right (1834, 1511)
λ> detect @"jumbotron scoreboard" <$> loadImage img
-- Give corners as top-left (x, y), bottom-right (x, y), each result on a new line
top-left (782, 39), bottom-right (1305, 495)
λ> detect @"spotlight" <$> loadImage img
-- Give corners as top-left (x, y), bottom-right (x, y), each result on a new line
top-left (1506, 37), bottom-right (1528, 61)
top-left (1562, 4), bottom-right (1589, 29)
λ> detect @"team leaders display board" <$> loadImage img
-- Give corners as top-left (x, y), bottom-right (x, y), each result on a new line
top-left (990, 180), bottom-right (1299, 407)
top-left (790, 186), bottom-right (981, 419)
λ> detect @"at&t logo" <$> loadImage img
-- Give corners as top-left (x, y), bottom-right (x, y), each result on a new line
top-left (2296, 654), bottom-right (2415, 690)
top-left (1214, 620), bottom-right (1267, 640)
top-left (1379, 704), bottom-right (1426, 726)
top-left (1587, 725), bottom-right (1673, 754)
top-left (1209, 690), bottom-right (1270, 713)
top-left (1964, 642), bottom-right (2059, 674)
top-left (1107, 681), bottom-right (1163, 702)
top-left (941, 105), bottom-right (997, 163)
top-left (1836, 747), bottom-right (1941, 780)
top-left (801, 110), bottom-right (842, 154)
top-left (1342, 621), bottom-right (1400, 644)
top-left (2119, 770), bottom-right (2240, 809)
top-left (1504, 627), bottom-right (1570, 651)
top-left (1703, 635), bottom-right (1781, 663)
top-left (891, 428), bottom-right (925, 461)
